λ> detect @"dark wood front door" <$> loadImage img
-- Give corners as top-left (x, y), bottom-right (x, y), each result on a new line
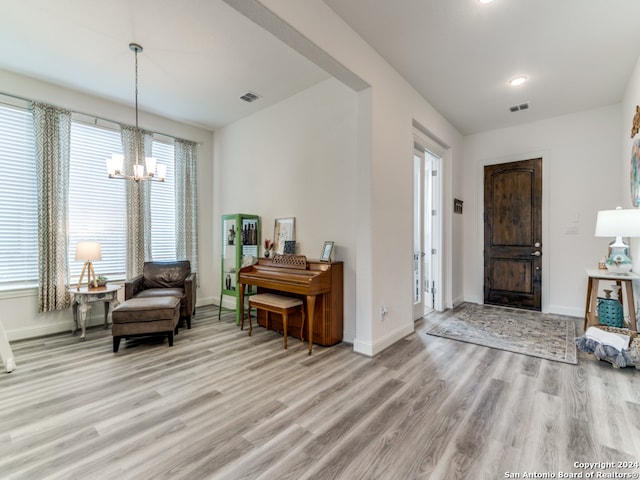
top-left (484, 158), bottom-right (542, 310)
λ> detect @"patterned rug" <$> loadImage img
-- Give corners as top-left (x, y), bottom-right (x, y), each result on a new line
top-left (426, 303), bottom-right (578, 364)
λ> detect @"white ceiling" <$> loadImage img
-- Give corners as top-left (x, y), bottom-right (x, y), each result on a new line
top-left (324, 0), bottom-right (640, 134)
top-left (2, 1), bottom-right (640, 135)
top-left (0, 0), bottom-right (330, 130)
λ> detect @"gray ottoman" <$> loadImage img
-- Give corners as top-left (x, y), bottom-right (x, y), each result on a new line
top-left (112, 296), bottom-right (181, 352)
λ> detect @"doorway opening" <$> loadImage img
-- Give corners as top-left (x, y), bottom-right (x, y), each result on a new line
top-left (413, 143), bottom-right (442, 320)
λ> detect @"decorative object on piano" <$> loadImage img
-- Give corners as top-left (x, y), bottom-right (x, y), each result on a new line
top-left (271, 253), bottom-right (308, 269)
top-left (284, 240), bottom-right (296, 254)
top-left (320, 241), bottom-right (334, 262)
top-left (263, 239), bottom-right (274, 258)
top-left (274, 217), bottom-right (295, 255)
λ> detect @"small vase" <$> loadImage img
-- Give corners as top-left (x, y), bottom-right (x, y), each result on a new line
top-left (264, 250), bottom-right (270, 258)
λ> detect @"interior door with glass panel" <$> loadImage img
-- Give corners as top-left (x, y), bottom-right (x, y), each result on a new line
top-left (413, 147), bottom-right (439, 319)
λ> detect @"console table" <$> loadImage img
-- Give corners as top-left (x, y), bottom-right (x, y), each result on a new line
top-left (584, 269), bottom-right (639, 332)
top-left (69, 284), bottom-right (121, 340)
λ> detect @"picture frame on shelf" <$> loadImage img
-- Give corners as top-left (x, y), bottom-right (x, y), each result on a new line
top-left (320, 241), bottom-right (334, 262)
top-left (274, 217), bottom-right (295, 254)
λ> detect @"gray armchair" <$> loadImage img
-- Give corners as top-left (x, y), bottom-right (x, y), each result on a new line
top-left (125, 260), bottom-right (196, 328)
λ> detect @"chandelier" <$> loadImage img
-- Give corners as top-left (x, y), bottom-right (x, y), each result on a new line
top-left (106, 43), bottom-right (165, 182)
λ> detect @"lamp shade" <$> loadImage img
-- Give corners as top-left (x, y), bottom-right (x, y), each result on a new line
top-left (595, 208), bottom-right (640, 237)
top-left (75, 241), bottom-right (102, 261)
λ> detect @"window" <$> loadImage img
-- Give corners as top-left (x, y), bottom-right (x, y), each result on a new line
top-left (150, 140), bottom-right (176, 260)
top-left (0, 102), bottom-right (179, 289)
top-left (0, 102), bottom-right (38, 287)
top-left (68, 122), bottom-right (177, 281)
top-left (68, 121), bottom-right (126, 279)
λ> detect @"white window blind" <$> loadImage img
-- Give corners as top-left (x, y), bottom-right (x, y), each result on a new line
top-left (0, 102), bottom-right (180, 289)
top-left (0, 103), bottom-right (38, 287)
top-left (68, 123), bottom-right (178, 279)
top-left (150, 140), bottom-right (176, 261)
top-left (68, 122), bottom-right (126, 280)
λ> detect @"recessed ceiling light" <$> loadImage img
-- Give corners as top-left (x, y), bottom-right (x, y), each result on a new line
top-left (509, 76), bottom-right (528, 86)
top-left (479, 0), bottom-right (494, 3)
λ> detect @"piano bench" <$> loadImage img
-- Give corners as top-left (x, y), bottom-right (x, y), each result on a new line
top-left (245, 293), bottom-right (305, 350)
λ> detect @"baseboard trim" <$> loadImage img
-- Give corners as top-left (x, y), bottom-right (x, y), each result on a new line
top-left (353, 321), bottom-right (414, 357)
top-left (197, 296), bottom-right (217, 308)
top-left (8, 321), bottom-right (73, 341)
top-left (546, 304), bottom-right (582, 318)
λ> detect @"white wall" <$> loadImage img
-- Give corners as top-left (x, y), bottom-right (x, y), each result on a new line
top-left (213, 78), bottom-right (359, 341)
top-left (240, 0), bottom-right (465, 355)
top-left (463, 104), bottom-right (622, 316)
top-left (0, 69), bottom-right (215, 340)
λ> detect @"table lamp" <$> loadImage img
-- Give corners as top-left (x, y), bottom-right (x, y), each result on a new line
top-left (595, 207), bottom-right (640, 273)
top-left (75, 241), bottom-right (102, 290)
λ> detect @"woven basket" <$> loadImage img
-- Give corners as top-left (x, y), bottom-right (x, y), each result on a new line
top-left (591, 325), bottom-right (639, 369)
top-left (597, 297), bottom-right (624, 328)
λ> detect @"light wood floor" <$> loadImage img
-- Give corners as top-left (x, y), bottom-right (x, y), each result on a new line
top-left (1, 305), bottom-right (639, 480)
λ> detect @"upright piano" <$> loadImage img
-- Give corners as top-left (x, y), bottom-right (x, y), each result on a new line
top-left (238, 256), bottom-right (343, 346)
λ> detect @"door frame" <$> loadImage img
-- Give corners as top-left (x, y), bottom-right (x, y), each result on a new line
top-left (413, 135), bottom-right (444, 315)
top-left (476, 151), bottom-right (550, 312)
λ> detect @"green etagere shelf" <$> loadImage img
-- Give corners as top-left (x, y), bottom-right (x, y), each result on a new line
top-left (219, 213), bottom-right (260, 324)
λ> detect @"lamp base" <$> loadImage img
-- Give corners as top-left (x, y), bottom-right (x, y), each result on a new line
top-left (76, 261), bottom-right (98, 290)
top-left (605, 263), bottom-right (633, 274)
top-left (605, 245), bottom-right (633, 274)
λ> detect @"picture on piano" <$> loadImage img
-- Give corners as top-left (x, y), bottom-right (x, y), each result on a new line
top-left (321, 241), bottom-right (334, 262)
top-left (273, 217), bottom-right (295, 254)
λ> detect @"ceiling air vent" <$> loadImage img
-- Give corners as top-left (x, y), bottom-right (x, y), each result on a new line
top-left (240, 91), bottom-right (261, 103)
top-left (509, 102), bottom-right (530, 112)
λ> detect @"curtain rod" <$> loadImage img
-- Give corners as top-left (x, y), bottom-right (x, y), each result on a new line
top-left (0, 90), bottom-right (203, 145)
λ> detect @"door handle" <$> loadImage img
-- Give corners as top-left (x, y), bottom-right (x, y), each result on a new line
top-left (531, 251), bottom-right (541, 256)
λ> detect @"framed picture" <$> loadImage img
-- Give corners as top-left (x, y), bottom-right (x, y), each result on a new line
top-left (284, 240), bottom-right (296, 254)
top-left (320, 241), bottom-right (334, 262)
top-left (273, 217), bottom-right (295, 254)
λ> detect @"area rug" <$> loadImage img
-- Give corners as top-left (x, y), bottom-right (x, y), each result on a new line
top-left (426, 303), bottom-right (578, 364)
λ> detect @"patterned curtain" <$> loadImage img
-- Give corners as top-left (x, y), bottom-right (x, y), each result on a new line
top-left (121, 125), bottom-right (153, 278)
top-left (175, 139), bottom-right (199, 280)
top-left (32, 102), bottom-right (72, 313)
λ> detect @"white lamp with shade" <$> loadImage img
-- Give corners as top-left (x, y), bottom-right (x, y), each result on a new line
top-left (75, 241), bottom-right (102, 290)
top-left (595, 207), bottom-right (640, 273)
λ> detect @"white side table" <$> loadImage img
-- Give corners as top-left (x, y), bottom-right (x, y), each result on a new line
top-left (69, 284), bottom-right (121, 340)
top-left (584, 268), bottom-right (639, 332)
